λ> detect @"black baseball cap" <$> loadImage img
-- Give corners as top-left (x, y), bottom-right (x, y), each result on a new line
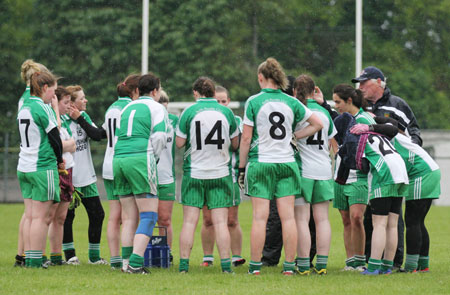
top-left (352, 66), bottom-right (385, 83)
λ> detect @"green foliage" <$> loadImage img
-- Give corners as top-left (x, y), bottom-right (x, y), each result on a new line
top-left (1, 0), bottom-right (448, 131)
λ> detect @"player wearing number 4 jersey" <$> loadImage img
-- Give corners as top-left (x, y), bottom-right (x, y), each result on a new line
top-left (102, 74), bottom-right (140, 269)
top-left (177, 77), bottom-right (239, 274)
top-left (238, 58), bottom-right (323, 276)
top-left (114, 73), bottom-right (168, 274)
top-left (292, 75), bottom-right (337, 275)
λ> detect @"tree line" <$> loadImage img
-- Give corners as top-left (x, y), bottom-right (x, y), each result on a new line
top-left (1, 0), bottom-right (449, 140)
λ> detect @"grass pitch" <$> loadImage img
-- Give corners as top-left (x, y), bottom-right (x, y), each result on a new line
top-left (0, 201), bottom-right (449, 294)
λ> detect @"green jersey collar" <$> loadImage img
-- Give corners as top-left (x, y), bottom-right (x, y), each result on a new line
top-left (355, 107), bottom-right (365, 117)
top-left (118, 96), bottom-right (132, 101)
top-left (197, 97), bottom-right (217, 102)
top-left (261, 88), bottom-right (282, 94)
top-left (306, 99), bottom-right (318, 105)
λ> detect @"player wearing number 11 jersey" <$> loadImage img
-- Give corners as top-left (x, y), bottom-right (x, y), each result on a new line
top-left (102, 74), bottom-right (140, 269)
top-left (177, 77), bottom-right (239, 274)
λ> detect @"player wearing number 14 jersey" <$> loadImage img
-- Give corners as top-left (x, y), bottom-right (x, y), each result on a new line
top-left (177, 77), bottom-right (239, 274)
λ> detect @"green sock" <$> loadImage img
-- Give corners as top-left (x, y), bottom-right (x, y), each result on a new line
top-left (50, 253), bottom-right (63, 264)
top-left (88, 243), bottom-right (100, 262)
top-left (249, 260), bottom-right (262, 273)
top-left (179, 258), bottom-right (189, 272)
top-left (345, 257), bottom-right (355, 268)
top-left (42, 254), bottom-right (47, 262)
top-left (221, 258), bottom-right (232, 272)
top-left (110, 256), bottom-right (122, 268)
top-left (367, 258), bottom-right (381, 272)
top-left (30, 250), bottom-right (43, 268)
top-left (418, 256), bottom-right (429, 270)
top-left (283, 261), bottom-right (296, 272)
top-left (296, 257), bottom-right (310, 272)
top-left (380, 259), bottom-right (393, 272)
top-left (122, 246), bottom-right (133, 260)
top-left (316, 255), bottom-right (328, 270)
top-left (129, 253), bottom-right (144, 268)
top-left (405, 254), bottom-right (419, 271)
top-left (354, 255), bottom-right (366, 267)
top-left (203, 255), bottom-right (214, 262)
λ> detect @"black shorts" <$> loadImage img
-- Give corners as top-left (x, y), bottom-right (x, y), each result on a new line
top-left (370, 197), bottom-right (403, 216)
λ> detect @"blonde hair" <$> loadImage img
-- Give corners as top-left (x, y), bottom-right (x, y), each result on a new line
top-left (257, 57), bottom-right (288, 90)
top-left (21, 59), bottom-right (50, 84)
top-left (159, 89), bottom-right (169, 104)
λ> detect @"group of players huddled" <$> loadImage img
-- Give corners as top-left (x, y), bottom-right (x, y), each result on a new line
top-left (15, 57), bottom-right (440, 276)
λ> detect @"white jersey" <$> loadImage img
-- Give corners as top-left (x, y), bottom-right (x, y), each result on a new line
top-left (243, 89), bottom-right (312, 163)
top-left (17, 96), bottom-right (58, 172)
top-left (177, 98), bottom-right (239, 179)
top-left (66, 112), bottom-right (97, 187)
top-left (60, 126), bottom-right (74, 169)
top-left (157, 113), bottom-right (178, 184)
top-left (364, 133), bottom-right (409, 195)
top-left (296, 100), bottom-right (337, 180)
top-left (102, 97), bottom-right (132, 180)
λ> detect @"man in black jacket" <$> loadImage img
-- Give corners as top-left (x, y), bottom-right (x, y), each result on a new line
top-left (352, 66), bottom-right (422, 271)
top-left (352, 66), bottom-right (422, 146)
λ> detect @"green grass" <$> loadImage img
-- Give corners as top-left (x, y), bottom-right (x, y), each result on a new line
top-left (1, 202), bottom-right (449, 294)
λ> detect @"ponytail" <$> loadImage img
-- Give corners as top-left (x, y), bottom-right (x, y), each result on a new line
top-left (30, 72), bottom-right (56, 97)
top-left (117, 74), bottom-right (141, 97)
top-left (257, 57), bottom-right (288, 90)
top-left (293, 74), bottom-right (315, 104)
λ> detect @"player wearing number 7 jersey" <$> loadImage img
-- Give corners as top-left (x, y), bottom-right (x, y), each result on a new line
top-left (114, 73), bottom-right (168, 274)
top-left (102, 74), bottom-right (140, 270)
top-left (176, 77), bottom-right (239, 274)
top-left (238, 58), bottom-right (323, 275)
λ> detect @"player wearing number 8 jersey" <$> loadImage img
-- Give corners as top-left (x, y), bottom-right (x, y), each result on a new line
top-left (177, 77), bottom-right (239, 273)
top-left (292, 75), bottom-right (337, 275)
top-left (114, 73), bottom-right (168, 274)
top-left (238, 58), bottom-right (323, 275)
top-left (103, 74), bottom-right (140, 269)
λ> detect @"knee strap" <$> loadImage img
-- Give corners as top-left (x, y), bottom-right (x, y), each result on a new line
top-left (136, 212), bottom-right (158, 237)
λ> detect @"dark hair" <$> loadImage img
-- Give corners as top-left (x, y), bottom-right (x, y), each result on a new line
top-left (215, 85), bottom-right (229, 98)
top-left (117, 74), bottom-right (141, 97)
top-left (281, 75), bottom-right (295, 96)
top-left (66, 85), bottom-right (83, 102)
top-left (55, 86), bottom-right (70, 101)
top-left (257, 57), bottom-right (288, 90)
top-left (138, 73), bottom-right (160, 96)
top-left (333, 84), bottom-right (367, 110)
top-left (193, 77), bottom-right (215, 97)
top-left (293, 75), bottom-right (315, 104)
top-left (30, 72), bottom-right (57, 97)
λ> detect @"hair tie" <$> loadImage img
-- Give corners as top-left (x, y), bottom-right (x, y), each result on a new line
top-left (122, 82), bottom-right (126, 86)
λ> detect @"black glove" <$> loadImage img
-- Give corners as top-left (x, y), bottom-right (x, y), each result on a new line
top-left (238, 168), bottom-right (245, 190)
